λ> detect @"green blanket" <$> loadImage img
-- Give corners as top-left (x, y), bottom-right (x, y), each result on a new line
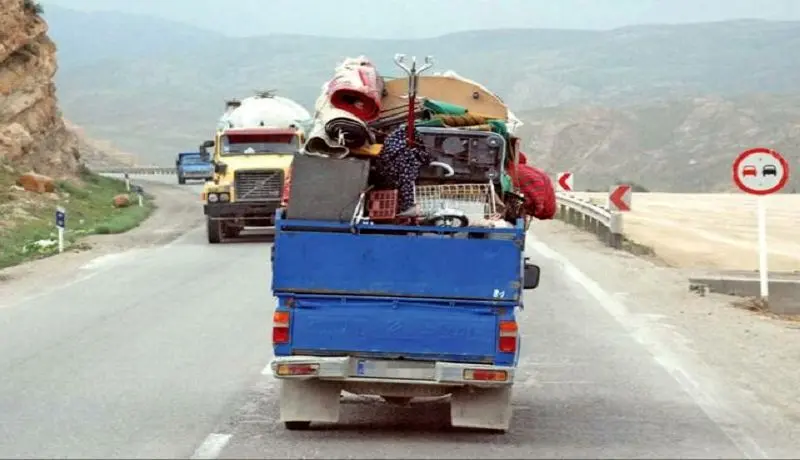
top-left (423, 99), bottom-right (468, 115)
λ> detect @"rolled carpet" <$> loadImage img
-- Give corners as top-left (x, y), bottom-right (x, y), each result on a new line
top-left (304, 97), bottom-right (371, 156)
top-left (326, 56), bottom-right (385, 122)
top-left (304, 117), bottom-right (350, 157)
top-left (324, 117), bottom-right (372, 149)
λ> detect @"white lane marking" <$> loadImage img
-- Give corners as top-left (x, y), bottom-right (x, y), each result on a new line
top-left (190, 433), bottom-right (232, 459)
top-left (527, 235), bottom-right (769, 460)
top-left (80, 250), bottom-right (141, 270)
top-left (4, 224), bottom-right (203, 309)
top-left (2, 272), bottom-right (101, 309)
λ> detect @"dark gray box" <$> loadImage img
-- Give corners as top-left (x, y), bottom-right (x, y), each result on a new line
top-left (285, 155), bottom-right (371, 221)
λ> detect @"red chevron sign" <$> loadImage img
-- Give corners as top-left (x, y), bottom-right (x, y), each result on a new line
top-left (609, 185), bottom-right (632, 212)
top-left (557, 172), bottom-right (573, 192)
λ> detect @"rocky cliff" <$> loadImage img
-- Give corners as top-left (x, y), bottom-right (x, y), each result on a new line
top-left (0, 0), bottom-right (80, 176)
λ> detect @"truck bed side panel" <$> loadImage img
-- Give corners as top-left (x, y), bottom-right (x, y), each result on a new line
top-left (273, 230), bottom-right (523, 301)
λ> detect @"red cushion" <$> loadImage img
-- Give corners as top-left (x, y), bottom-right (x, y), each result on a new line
top-left (506, 154), bottom-right (556, 220)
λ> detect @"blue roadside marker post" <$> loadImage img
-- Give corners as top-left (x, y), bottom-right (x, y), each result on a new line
top-left (55, 206), bottom-right (66, 253)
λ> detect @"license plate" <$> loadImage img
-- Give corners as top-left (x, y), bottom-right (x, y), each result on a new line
top-left (353, 359), bottom-right (435, 380)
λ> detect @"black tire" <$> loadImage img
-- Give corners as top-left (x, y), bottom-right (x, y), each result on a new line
top-left (382, 396), bottom-right (413, 405)
top-left (222, 224), bottom-right (241, 238)
top-left (284, 421), bottom-right (311, 431)
top-left (206, 217), bottom-right (221, 244)
top-left (178, 175), bottom-right (186, 185)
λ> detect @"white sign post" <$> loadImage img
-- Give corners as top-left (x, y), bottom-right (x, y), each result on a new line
top-left (134, 185), bottom-right (144, 207)
top-left (124, 172), bottom-right (130, 192)
top-left (732, 147), bottom-right (790, 302)
top-left (55, 207), bottom-right (66, 253)
top-left (756, 197), bottom-right (768, 299)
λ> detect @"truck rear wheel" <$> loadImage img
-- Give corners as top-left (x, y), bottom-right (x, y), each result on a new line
top-left (178, 175), bottom-right (186, 185)
top-left (382, 396), bottom-right (412, 405)
top-left (222, 224), bottom-right (242, 238)
top-left (206, 217), bottom-right (222, 244)
top-left (284, 421), bottom-right (311, 430)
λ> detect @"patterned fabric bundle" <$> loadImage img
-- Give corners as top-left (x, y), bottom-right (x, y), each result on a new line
top-left (373, 127), bottom-right (433, 213)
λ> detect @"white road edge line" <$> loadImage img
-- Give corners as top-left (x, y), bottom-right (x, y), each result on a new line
top-left (526, 234), bottom-right (769, 460)
top-left (191, 433), bottom-right (232, 460)
top-left (5, 224), bottom-right (201, 309)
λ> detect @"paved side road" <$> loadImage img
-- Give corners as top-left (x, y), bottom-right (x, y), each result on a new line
top-left (0, 189), bottom-right (797, 458)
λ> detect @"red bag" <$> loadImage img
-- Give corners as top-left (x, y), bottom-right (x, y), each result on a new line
top-left (507, 152), bottom-right (556, 220)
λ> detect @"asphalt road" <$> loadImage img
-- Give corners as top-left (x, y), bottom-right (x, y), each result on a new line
top-left (0, 177), bottom-right (786, 459)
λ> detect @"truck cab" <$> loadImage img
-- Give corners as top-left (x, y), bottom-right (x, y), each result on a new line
top-left (175, 151), bottom-right (213, 185)
top-left (201, 127), bottom-right (302, 243)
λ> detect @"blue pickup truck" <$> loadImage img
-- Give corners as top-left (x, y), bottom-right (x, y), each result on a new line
top-left (175, 151), bottom-right (213, 185)
top-left (269, 202), bottom-right (540, 432)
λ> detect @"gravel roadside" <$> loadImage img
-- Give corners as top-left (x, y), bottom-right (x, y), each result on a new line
top-left (528, 219), bottom-right (800, 454)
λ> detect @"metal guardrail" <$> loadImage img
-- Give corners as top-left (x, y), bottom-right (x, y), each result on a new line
top-left (91, 167), bottom-right (177, 175)
top-left (91, 167), bottom-right (625, 248)
top-left (555, 192), bottom-right (623, 249)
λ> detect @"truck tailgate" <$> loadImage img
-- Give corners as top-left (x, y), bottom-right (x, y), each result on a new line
top-left (284, 296), bottom-right (502, 363)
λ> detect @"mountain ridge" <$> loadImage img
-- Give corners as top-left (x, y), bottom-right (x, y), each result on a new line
top-left (43, 5), bottom-right (800, 191)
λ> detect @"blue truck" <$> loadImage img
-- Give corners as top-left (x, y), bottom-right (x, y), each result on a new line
top-left (175, 150), bottom-right (213, 185)
top-left (268, 206), bottom-right (541, 432)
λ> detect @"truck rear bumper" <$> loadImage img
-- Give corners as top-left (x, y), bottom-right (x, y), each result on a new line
top-left (180, 171), bottom-right (213, 179)
top-left (204, 202), bottom-right (280, 220)
top-left (272, 356), bottom-right (515, 430)
top-left (270, 355), bottom-right (514, 388)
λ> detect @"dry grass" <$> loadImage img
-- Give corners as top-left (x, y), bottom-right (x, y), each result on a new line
top-left (0, 163), bottom-right (154, 269)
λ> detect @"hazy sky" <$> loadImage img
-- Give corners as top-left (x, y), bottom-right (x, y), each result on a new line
top-left (42, 0), bottom-right (800, 38)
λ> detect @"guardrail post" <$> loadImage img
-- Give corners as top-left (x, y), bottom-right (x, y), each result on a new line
top-left (596, 221), bottom-right (607, 244)
top-left (608, 212), bottom-right (623, 249)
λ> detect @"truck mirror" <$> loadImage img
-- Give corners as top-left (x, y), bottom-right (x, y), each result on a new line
top-left (523, 263), bottom-right (540, 290)
top-left (214, 162), bottom-right (228, 175)
top-left (202, 140), bottom-right (215, 148)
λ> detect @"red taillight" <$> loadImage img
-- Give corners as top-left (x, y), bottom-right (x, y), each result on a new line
top-left (498, 320), bottom-right (517, 353)
top-left (276, 363), bottom-right (318, 376)
top-left (498, 336), bottom-right (516, 353)
top-left (463, 369), bottom-right (508, 381)
top-left (273, 327), bottom-right (289, 344)
top-left (273, 310), bottom-right (290, 344)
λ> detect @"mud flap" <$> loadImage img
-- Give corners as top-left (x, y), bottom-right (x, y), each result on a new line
top-left (279, 379), bottom-right (342, 423)
top-left (450, 385), bottom-right (512, 431)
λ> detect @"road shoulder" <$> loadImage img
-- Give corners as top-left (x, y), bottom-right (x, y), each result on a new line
top-left (0, 181), bottom-right (204, 305)
top-left (528, 220), bottom-right (800, 455)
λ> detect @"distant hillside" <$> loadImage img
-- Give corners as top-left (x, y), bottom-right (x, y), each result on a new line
top-left (43, 5), bottom-right (800, 191)
top-left (517, 94), bottom-right (800, 192)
